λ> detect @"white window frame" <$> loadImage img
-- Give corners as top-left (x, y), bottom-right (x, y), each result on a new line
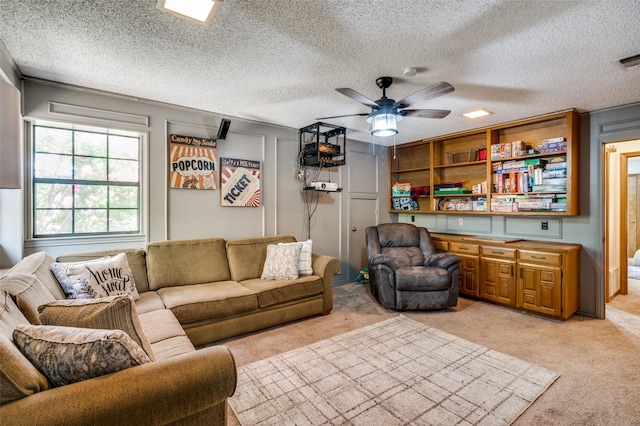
top-left (24, 119), bottom-right (148, 249)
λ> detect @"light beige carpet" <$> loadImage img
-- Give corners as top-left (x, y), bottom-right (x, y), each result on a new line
top-left (228, 315), bottom-right (559, 425)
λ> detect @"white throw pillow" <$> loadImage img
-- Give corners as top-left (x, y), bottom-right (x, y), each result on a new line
top-left (279, 239), bottom-right (313, 275)
top-left (261, 243), bottom-right (302, 280)
top-left (50, 253), bottom-right (140, 300)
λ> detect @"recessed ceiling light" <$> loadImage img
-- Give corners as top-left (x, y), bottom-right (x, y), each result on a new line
top-left (157, 0), bottom-right (222, 24)
top-left (463, 109), bottom-right (492, 119)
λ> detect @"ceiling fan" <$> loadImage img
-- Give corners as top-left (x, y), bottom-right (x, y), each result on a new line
top-left (317, 77), bottom-right (454, 137)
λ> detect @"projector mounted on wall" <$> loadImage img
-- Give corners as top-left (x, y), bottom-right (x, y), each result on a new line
top-left (311, 181), bottom-right (338, 191)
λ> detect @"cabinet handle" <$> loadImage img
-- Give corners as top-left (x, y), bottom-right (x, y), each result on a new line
top-left (532, 255), bottom-right (546, 260)
top-left (492, 251), bottom-right (504, 255)
top-left (458, 247), bottom-right (469, 250)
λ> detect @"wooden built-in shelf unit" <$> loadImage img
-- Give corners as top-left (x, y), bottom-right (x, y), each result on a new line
top-left (389, 109), bottom-right (580, 215)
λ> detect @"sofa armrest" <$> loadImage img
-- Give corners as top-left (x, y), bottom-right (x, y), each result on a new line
top-left (0, 345), bottom-right (237, 426)
top-left (312, 253), bottom-right (340, 314)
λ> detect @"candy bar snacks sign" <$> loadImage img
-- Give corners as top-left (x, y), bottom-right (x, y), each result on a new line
top-left (220, 158), bottom-right (261, 207)
top-left (169, 134), bottom-right (217, 189)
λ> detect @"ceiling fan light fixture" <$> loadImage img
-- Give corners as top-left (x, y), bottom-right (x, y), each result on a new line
top-left (368, 112), bottom-right (398, 137)
top-left (157, 0), bottom-right (222, 24)
top-left (463, 109), bottom-right (492, 119)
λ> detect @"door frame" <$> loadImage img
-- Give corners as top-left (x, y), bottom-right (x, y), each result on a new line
top-left (604, 144), bottom-right (640, 302)
top-left (618, 151), bottom-right (640, 296)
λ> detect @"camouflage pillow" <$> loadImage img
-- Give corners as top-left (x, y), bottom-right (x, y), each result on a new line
top-left (13, 324), bottom-right (151, 388)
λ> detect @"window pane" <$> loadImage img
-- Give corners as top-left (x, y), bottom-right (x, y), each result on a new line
top-left (109, 159), bottom-right (138, 182)
top-left (35, 209), bottom-right (72, 235)
top-left (35, 153), bottom-right (73, 179)
top-left (109, 209), bottom-right (138, 232)
top-left (75, 132), bottom-right (107, 157)
top-left (75, 157), bottom-right (107, 181)
top-left (109, 186), bottom-right (138, 208)
top-left (75, 209), bottom-right (107, 233)
top-left (32, 124), bottom-right (142, 238)
top-left (75, 184), bottom-right (107, 208)
top-left (35, 183), bottom-right (73, 208)
top-left (110, 135), bottom-right (138, 160)
top-left (35, 127), bottom-right (72, 154)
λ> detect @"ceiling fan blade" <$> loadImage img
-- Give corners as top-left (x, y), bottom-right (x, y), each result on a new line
top-left (394, 82), bottom-right (454, 108)
top-left (315, 112), bottom-right (370, 120)
top-left (400, 109), bottom-right (451, 119)
top-left (336, 88), bottom-right (379, 108)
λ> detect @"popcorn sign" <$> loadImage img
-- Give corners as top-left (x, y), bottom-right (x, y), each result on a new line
top-left (169, 134), bottom-right (217, 189)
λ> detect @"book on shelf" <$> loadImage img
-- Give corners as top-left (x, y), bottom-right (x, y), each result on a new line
top-left (545, 162), bottom-right (567, 170)
top-left (435, 188), bottom-right (472, 195)
top-left (543, 177), bottom-right (567, 186)
top-left (543, 169), bottom-right (566, 178)
top-left (532, 184), bottom-right (566, 192)
top-left (434, 181), bottom-right (463, 189)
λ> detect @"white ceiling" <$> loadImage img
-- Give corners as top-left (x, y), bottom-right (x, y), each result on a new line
top-left (0, 0), bottom-right (639, 145)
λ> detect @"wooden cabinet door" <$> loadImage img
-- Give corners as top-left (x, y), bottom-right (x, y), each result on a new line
top-left (480, 258), bottom-right (516, 306)
top-left (518, 264), bottom-right (562, 317)
top-left (459, 255), bottom-right (479, 297)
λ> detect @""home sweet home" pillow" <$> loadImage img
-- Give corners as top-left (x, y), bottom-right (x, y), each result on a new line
top-left (50, 253), bottom-right (139, 300)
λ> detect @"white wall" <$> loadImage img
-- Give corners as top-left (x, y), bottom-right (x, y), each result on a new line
top-left (0, 45), bottom-right (22, 268)
top-left (12, 80), bottom-right (391, 284)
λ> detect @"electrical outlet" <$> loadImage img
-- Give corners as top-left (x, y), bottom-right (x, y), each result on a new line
top-left (459, 218), bottom-right (464, 226)
top-left (541, 221), bottom-right (548, 230)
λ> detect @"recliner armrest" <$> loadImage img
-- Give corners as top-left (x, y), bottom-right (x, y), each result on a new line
top-left (426, 253), bottom-right (461, 269)
top-left (369, 254), bottom-right (400, 269)
top-left (0, 345), bottom-right (237, 426)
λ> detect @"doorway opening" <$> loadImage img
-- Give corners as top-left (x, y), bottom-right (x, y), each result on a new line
top-left (604, 140), bottom-right (640, 338)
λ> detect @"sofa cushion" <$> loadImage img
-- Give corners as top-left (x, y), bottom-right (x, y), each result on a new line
top-left (146, 238), bottom-right (230, 290)
top-left (139, 309), bottom-right (196, 360)
top-left (13, 324), bottom-right (151, 388)
top-left (38, 295), bottom-right (155, 361)
top-left (157, 281), bottom-right (258, 323)
top-left (57, 248), bottom-right (149, 294)
top-left (5, 251), bottom-right (66, 300)
top-left (240, 275), bottom-right (323, 308)
top-left (0, 272), bottom-right (56, 324)
top-left (226, 235), bottom-right (297, 282)
top-left (50, 253), bottom-right (140, 300)
top-left (134, 290), bottom-right (166, 314)
top-left (0, 292), bottom-right (51, 404)
top-left (261, 243), bottom-right (302, 280)
top-left (280, 239), bottom-right (313, 275)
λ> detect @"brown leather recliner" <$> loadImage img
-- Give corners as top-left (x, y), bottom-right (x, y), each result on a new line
top-left (365, 223), bottom-right (460, 310)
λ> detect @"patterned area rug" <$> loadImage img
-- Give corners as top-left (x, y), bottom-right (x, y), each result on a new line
top-left (229, 315), bottom-right (559, 425)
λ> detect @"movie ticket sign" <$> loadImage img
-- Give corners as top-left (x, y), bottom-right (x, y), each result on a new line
top-left (169, 134), bottom-right (217, 190)
top-left (220, 158), bottom-right (261, 207)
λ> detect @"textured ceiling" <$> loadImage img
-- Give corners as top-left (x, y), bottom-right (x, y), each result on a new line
top-left (0, 0), bottom-right (639, 145)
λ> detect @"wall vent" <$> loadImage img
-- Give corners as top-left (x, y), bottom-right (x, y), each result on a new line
top-left (620, 53), bottom-right (640, 68)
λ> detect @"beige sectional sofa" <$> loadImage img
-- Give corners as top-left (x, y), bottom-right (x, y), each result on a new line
top-left (0, 235), bottom-right (340, 425)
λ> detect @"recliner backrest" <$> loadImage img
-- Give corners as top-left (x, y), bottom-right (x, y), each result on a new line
top-left (368, 223), bottom-right (437, 268)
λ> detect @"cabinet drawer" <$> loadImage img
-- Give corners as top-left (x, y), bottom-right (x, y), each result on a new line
top-left (481, 246), bottom-right (516, 259)
top-left (519, 250), bottom-right (561, 265)
top-left (434, 241), bottom-right (449, 252)
top-left (449, 242), bottom-right (479, 255)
